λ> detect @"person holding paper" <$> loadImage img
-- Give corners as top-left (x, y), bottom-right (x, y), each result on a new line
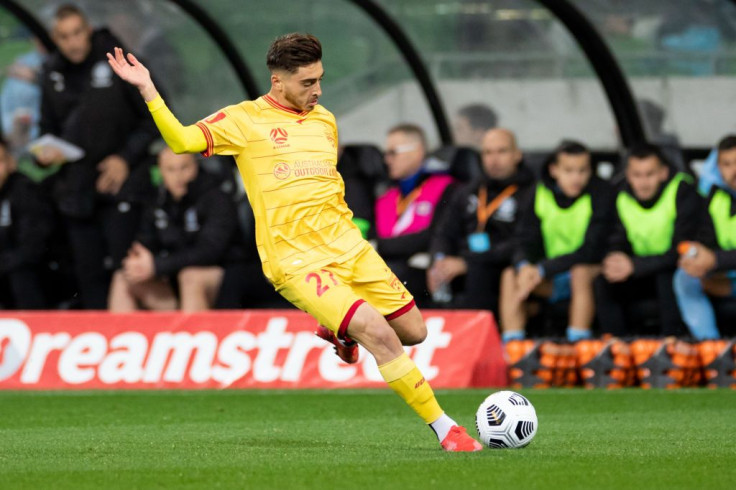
top-left (36, 4), bottom-right (158, 308)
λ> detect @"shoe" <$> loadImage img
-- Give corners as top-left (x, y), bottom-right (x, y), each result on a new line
top-left (441, 426), bottom-right (483, 452)
top-left (315, 325), bottom-right (359, 364)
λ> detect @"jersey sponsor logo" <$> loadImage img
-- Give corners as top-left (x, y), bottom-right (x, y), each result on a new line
top-left (270, 127), bottom-right (289, 147)
top-left (273, 162), bottom-right (291, 180)
top-left (91, 61), bottom-right (113, 88)
top-left (205, 112), bottom-right (226, 124)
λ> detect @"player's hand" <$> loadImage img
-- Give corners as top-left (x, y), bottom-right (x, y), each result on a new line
top-left (427, 256), bottom-right (467, 292)
top-left (35, 146), bottom-right (66, 166)
top-left (516, 264), bottom-right (542, 301)
top-left (602, 252), bottom-right (634, 283)
top-left (106, 47), bottom-right (158, 101)
top-left (679, 242), bottom-right (716, 278)
top-left (122, 242), bottom-right (155, 284)
top-left (96, 155), bottom-right (129, 195)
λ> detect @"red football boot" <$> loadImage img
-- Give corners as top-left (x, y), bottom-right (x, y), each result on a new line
top-left (315, 325), bottom-right (359, 364)
top-left (441, 426), bottom-right (483, 452)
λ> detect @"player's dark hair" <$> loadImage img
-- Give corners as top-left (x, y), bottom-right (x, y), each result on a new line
top-left (626, 142), bottom-right (666, 167)
top-left (388, 123), bottom-right (427, 150)
top-left (54, 3), bottom-right (88, 23)
top-left (267, 33), bottom-right (322, 74)
top-left (457, 104), bottom-right (498, 131)
top-left (553, 139), bottom-right (589, 162)
top-left (717, 134), bottom-right (736, 153)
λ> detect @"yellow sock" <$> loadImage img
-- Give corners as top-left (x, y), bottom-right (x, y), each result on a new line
top-left (378, 353), bottom-right (443, 424)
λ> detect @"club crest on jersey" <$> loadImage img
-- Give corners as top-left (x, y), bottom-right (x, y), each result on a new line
top-left (270, 127), bottom-right (290, 148)
top-left (273, 162), bottom-right (291, 180)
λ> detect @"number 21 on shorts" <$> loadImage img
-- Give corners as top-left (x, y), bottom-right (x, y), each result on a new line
top-left (305, 269), bottom-right (339, 297)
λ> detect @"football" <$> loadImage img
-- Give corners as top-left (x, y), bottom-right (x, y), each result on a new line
top-left (475, 390), bottom-right (538, 449)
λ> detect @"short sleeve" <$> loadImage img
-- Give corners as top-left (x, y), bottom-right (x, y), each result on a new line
top-left (196, 105), bottom-right (248, 157)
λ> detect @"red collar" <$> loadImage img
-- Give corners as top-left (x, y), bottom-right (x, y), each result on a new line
top-left (263, 94), bottom-right (308, 116)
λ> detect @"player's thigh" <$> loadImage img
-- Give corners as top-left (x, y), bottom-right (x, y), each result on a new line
top-left (350, 244), bottom-right (415, 318)
top-left (276, 266), bottom-right (364, 335)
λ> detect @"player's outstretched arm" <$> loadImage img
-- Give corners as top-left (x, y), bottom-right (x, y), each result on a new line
top-left (106, 47), bottom-right (206, 154)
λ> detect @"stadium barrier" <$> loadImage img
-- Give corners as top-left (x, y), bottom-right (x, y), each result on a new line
top-left (0, 310), bottom-right (507, 390)
top-left (506, 337), bottom-right (736, 389)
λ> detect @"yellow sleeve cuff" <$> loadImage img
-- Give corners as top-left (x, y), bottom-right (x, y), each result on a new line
top-left (146, 94), bottom-right (166, 112)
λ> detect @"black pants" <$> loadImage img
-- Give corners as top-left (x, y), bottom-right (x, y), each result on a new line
top-left (214, 262), bottom-right (291, 309)
top-left (64, 202), bottom-right (140, 309)
top-left (456, 262), bottom-right (503, 315)
top-left (0, 267), bottom-right (47, 309)
top-left (594, 271), bottom-right (685, 336)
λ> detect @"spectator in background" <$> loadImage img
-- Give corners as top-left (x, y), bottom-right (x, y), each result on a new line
top-left (673, 135), bottom-right (736, 339)
top-left (108, 148), bottom-right (243, 311)
top-left (596, 143), bottom-right (701, 336)
top-left (637, 98), bottom-right (685, 170)
top-left (375, 124), bottom-right (456, 306)
top-left (500, 141), bottom-right (613, 342)
top-left (0, 138), bottom-right (55, 309)
top-left (428, 128), bottom-right (533, 315)
top-left (453, 103), bottom-right (498, 150)
top-left (0, 35), bottom-right (45, 157)
top-left (36, 4), bottom-right (159, 308)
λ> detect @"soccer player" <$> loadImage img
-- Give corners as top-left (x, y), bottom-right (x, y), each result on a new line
top-left (107, 33), bottom-right (481, 452)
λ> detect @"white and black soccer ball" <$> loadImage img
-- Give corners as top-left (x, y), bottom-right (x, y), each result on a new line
top-left (475, 390), bottom-right (537, 449)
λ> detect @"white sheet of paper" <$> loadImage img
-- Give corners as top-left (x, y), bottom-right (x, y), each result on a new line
top-left (28, 134), bottom-right (85, 162)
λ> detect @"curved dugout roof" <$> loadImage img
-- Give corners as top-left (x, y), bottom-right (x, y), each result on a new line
top-left (2, 0), bottom-right (734, 153)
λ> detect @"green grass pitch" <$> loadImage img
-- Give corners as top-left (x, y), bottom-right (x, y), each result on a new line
top-left (1, 389), bottom-right (734, 489)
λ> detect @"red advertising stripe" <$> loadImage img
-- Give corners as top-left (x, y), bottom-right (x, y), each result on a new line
top-left (0, 311), bottom-right (507, 390)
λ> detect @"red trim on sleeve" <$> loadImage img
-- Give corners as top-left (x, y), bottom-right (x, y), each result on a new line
top-left (338, 299), bottom-right (366, 339)
top-left (263, 95), bottom-right (308, 116)
top-left (195, 122), bottom-right (214, 157)
top-left (385, 299), bottom-right (416, 321)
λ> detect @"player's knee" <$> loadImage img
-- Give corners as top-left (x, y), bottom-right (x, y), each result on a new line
top-left (178, 267), bottom-right (204, 288)
top-left (401, 325), bottom-right (427, 346)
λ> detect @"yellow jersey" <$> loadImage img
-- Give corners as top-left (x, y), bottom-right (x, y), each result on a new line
top-left (195, 95), bottom-right (363, 284)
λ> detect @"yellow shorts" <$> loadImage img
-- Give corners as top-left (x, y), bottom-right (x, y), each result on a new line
top-left (275, 241), bottom-right (415, 338)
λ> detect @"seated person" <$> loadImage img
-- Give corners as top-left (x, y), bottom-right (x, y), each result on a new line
top-left (0, 138), bottom-right (55, 309)
top-left (108, 147), bottom-right (244, 311)
top-left (375, 124), bottom-right (457, 306)
top-left (595, 143), bottom-right (701, 336)
top-left (673, 135), bottom-right (736, 339)
top-left (500, 141), bottom-right (613, 342)
top-left (428, 128), bottom-right (534, 314)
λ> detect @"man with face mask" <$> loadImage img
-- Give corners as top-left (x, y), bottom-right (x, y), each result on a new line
top-left (36, 4), bottom-right (158, 309)
top-left (595, 143), bottom-right (702, 336)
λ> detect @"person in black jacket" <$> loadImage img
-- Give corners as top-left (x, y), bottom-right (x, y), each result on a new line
top-left (500, 141), bottom-right (614, 342)
top-left (108, 148), bottom-right (243, 311)
top-left (35, 4), bottom-right (158, 308)
top-left (428, 128), bottom-right (533, 314)
top-left (0, 139), bottom-right (55, 308)
top-left (595, 143), bottom-right (701, 336)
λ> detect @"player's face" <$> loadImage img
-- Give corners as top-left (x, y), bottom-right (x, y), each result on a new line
top-left (718, 147), bottom-right (736, 191)
top-left (158, 150), bottom-right (199, 201)
top-left (0, 144), bottom-right (14, 189)
top-left (549, 152), bottom-right (592, 198)
top-left (276, 62), bottom-right (324, 112)
top-left (626, 156), bottom-right (669, 201)
top-left (52, 14), bottom-right (93, 64)
top-left (481, 130), bottom-right (521, 180)
top-left (384, 132), bottom-right (425, 180)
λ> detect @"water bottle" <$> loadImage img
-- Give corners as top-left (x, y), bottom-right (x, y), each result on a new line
top-left (431, 253), bottom-right (453, 305)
